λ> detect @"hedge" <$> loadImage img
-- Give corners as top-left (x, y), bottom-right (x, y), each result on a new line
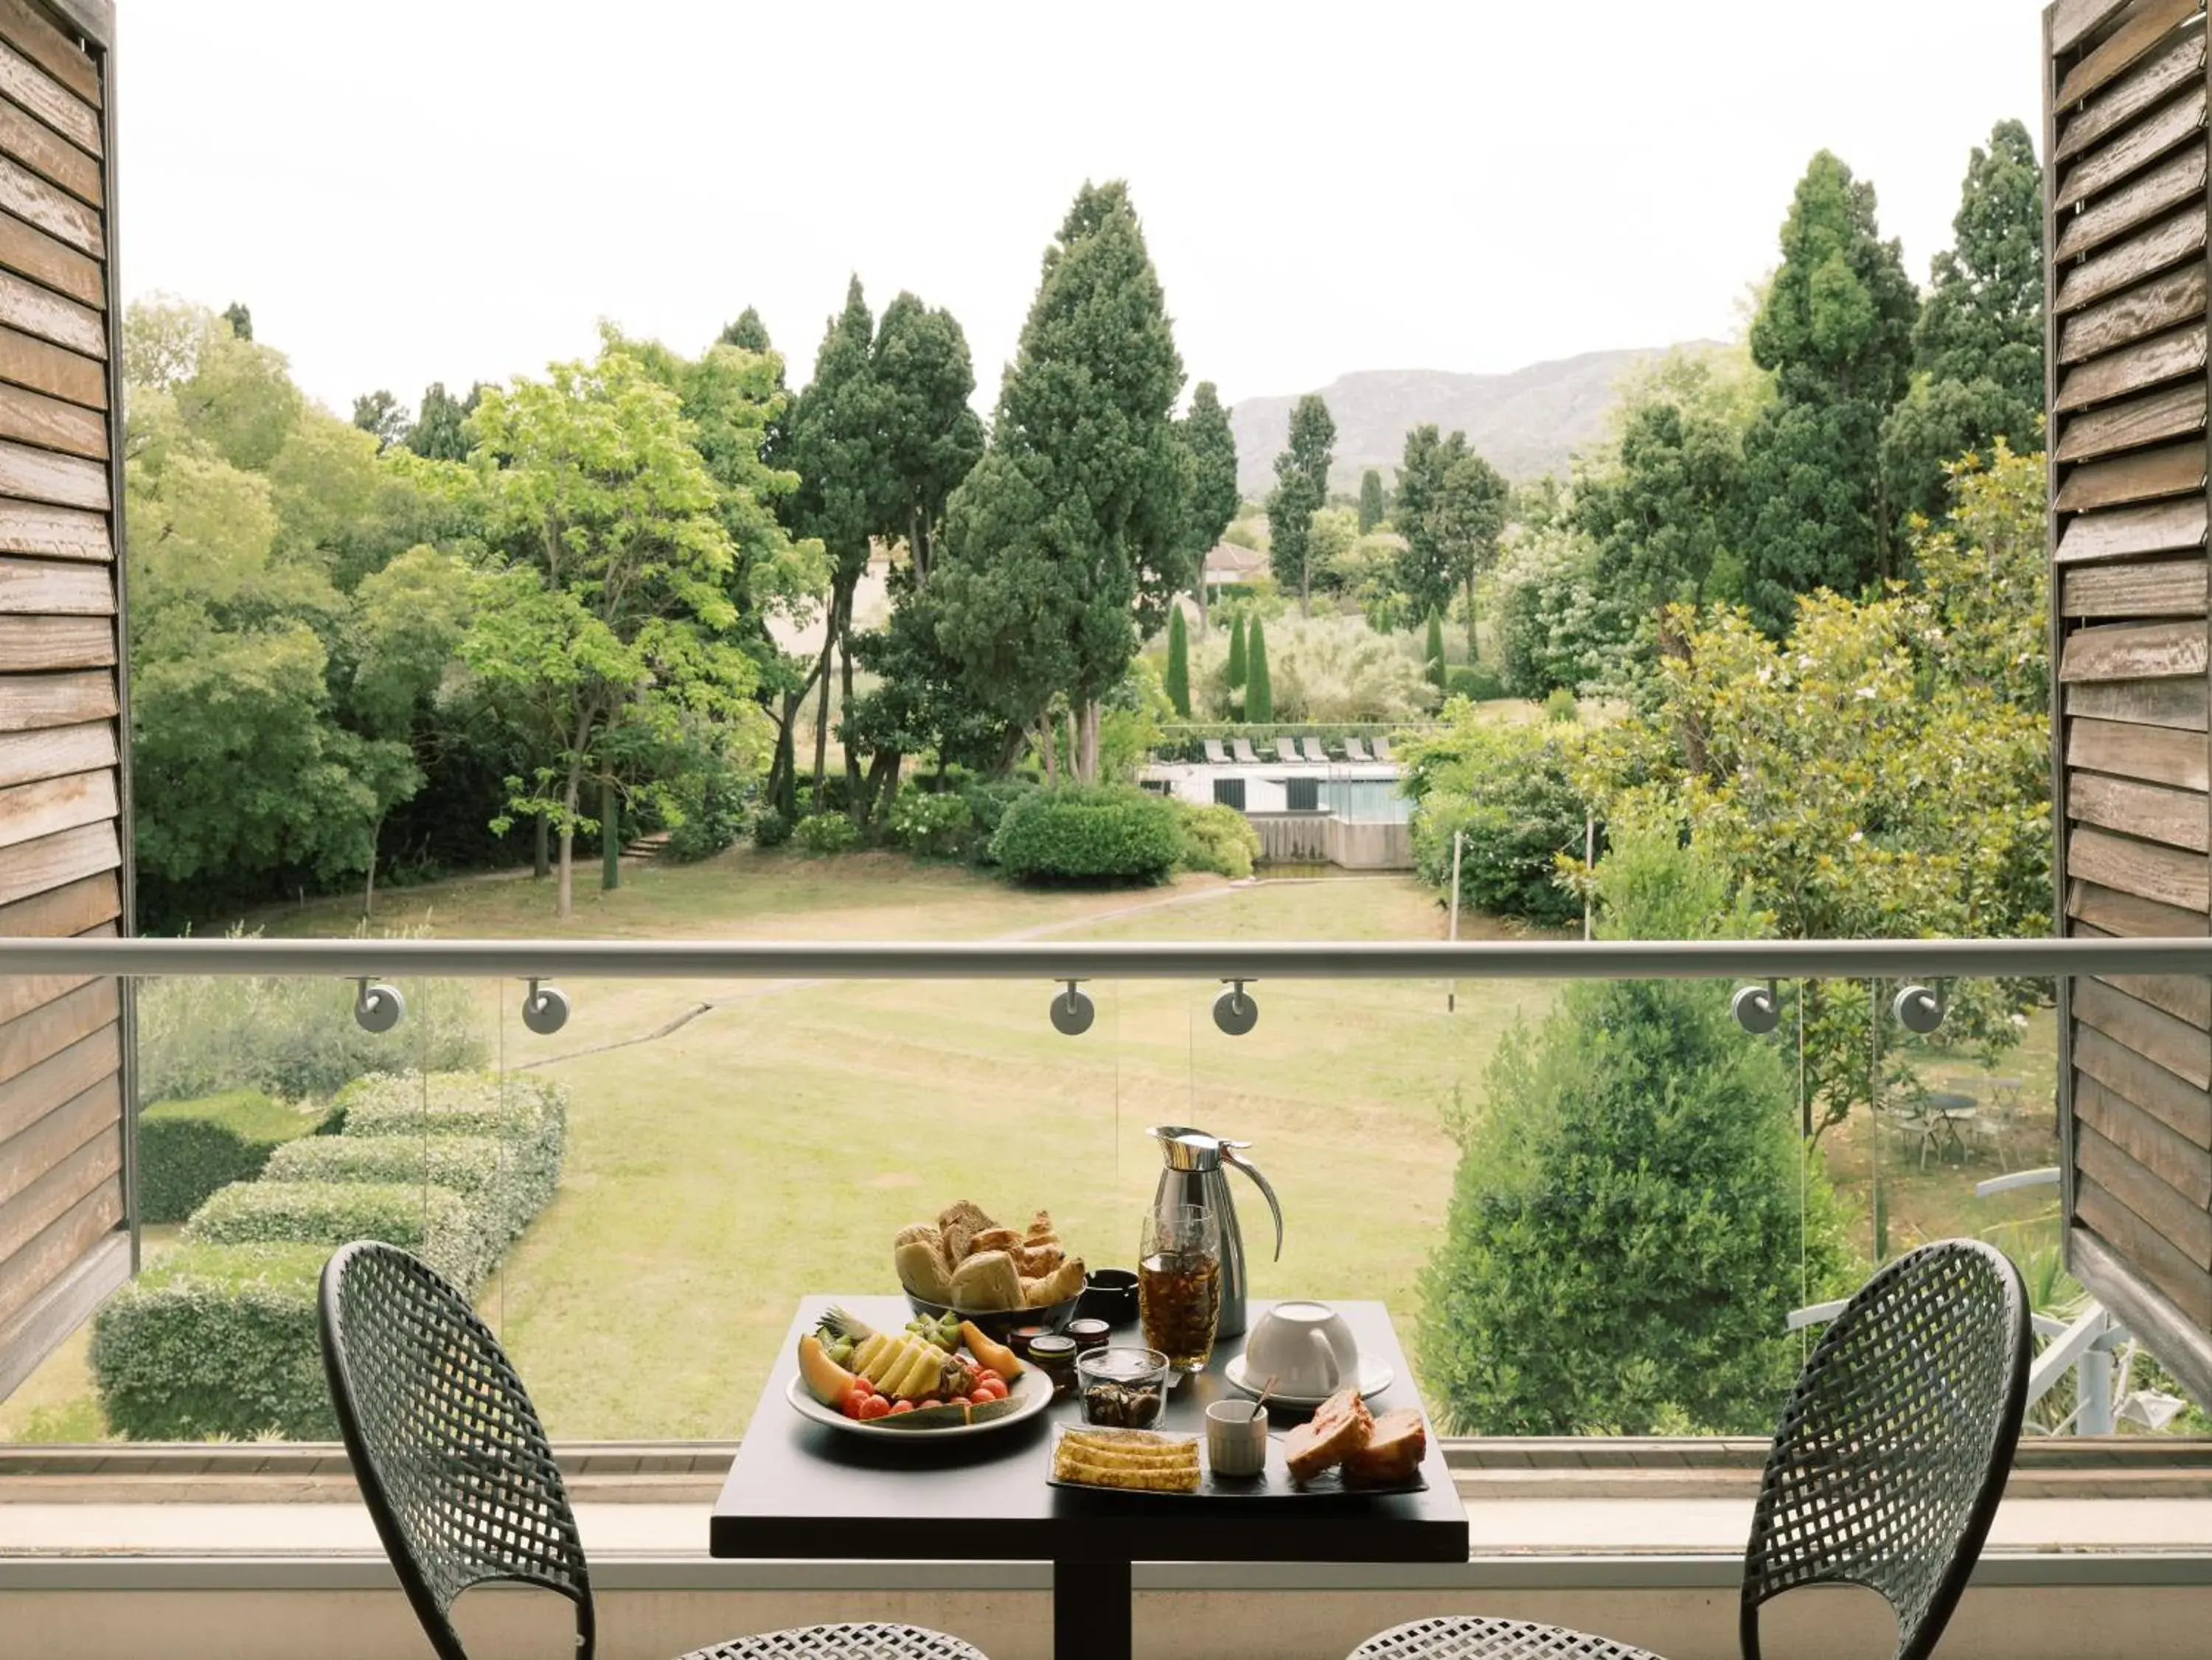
top-left (988, 785), bottom-right (1183, 884)
top-left (185, 1180), bottom-right (492, 1291)
top-left (334, 1071), bottom-right (568, 1196)
top-left (137, 1092), bottom-right (335, 1225)
top-left (262, 1134), bottom-right (546, 1255)
top-left (88, 1244), bottom-right (335, 1440)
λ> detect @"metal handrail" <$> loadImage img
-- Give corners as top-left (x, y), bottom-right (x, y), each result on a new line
top-left (0, 935), bottom-right (2207, 979)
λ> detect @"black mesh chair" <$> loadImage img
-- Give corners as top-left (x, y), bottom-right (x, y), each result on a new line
top-left (1349, 1239), bottom-right (2030, 1660)
top-left (319, 1242), bottom-right (988, 1660)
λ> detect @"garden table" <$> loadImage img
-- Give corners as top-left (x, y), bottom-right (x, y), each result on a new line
top-left (712, 1296), bottom-right (1467, 1660)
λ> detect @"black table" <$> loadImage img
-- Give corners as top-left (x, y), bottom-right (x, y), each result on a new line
top-left (711, 1296), bottom-right (1467, 1660)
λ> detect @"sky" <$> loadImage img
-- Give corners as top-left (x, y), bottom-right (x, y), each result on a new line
top-left (119, 1), bottom-right (2048, 420)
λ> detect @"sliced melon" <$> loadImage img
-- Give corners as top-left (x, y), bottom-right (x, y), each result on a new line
top-left (797, 1334), bottom-right (857, 1408)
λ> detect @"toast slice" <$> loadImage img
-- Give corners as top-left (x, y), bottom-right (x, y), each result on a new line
top-left (1282, 1387), bottom-right (1374, 1483)
top-left (1341, 1409), bottom-right (1426, 1488)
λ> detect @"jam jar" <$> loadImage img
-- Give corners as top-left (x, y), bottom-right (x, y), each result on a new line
top-left (1026, 1334), bottom-right (1079, 1402)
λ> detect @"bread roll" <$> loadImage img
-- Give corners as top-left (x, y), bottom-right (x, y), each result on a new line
top-left (1023, 1258), bottom-right (1085, 1307)
top-left (1012, 1241), bottom-right (1065, 1277)
top-left (1342, 1409), bottom-right (1426, 1488)
top-left (950, 1249), bottom-right (1022, 1311)
top-left (896, 1240), bottom-right (953, 1303)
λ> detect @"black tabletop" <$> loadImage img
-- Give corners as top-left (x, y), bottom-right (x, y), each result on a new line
top-left (709, 1297), bottom-right (1467, 1566)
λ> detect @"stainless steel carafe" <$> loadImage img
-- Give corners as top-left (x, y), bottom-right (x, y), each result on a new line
top-left (1147, 1125), bottom-right (1282, 1339)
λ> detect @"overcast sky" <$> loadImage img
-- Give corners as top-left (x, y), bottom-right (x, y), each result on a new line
top-left (121, 1), bottom-right (2046, 419)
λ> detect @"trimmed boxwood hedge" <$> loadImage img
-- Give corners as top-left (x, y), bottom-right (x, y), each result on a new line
top-left (988, 784), bottom-right (1183, 884)
top-left (262, 1134), bottom-right (545, 1255)
top-left (136, 1091), bottom-right (334, 1226)
top-left (88, 1244), bottom-right (334, 1440)
top-left (185, 1180), bottom-right (491, 1291)
top-left (333, 1071), bottom-right (567, 1196)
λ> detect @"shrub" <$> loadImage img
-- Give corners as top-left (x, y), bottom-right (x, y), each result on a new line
top-left (333, 1072), bottom-right (568, 1196)
top-left (1402, 713), bottom-right (1588, 925)
top-left (961, 778), bottom-right (1038, 862)
top-left (138, 1091), bottom-right (334, 1225)
top-left (90, 1244), bottom-right (335, 1440)
top-left (793, 811), bottom-right (858, 855)
top-left (187, 1180), bottom-right (492, 1291)
top-left (1544, 687), bottom-right (1581, 722)
top-left (1447, 666), bottom-right (1505, 702)
top-left (136, 949), bottom-right (485, 1103)
top-left (1419, 834), bottom-right (1853, 1434)
top-left (989, 785), bottom-right (1183, 885)
top-left (1175, 802), bottom-right (1261, 879)
top-left (750, 808), bottom-right (793, 848)
top-left (663, 756), bottom-right (751, 862)
top-left (888, 789), bottom-right (973, 857)
top-left (263, 1133), bottom-right (549, 1255)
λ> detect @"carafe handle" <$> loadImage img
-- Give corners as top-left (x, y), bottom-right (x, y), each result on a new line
top-left (1222, 1145), bottom-right (1282, 1261)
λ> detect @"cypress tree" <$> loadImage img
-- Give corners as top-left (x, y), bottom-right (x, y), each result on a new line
top-left (1227, 612), bottom-right (1248, 689)
top-left (1246, 617), bottom-right (1273, 723)
top-left (1266, 394), bottom-right (1336, 614)
top-left (1425, 610), bottom-right (1447, 690)
top-left (1358, 467), bottom-right (1386, 533)
top-left (1165, 606), bottom-right (1192, 716)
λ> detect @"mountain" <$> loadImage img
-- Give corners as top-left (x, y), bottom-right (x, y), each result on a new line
top-left (1227, 343), bottom-right (1725, 499)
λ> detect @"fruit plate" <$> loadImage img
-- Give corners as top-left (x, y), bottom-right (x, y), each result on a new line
top-left (786, 1369), bottom-right (1054, 1439)
top-left (1044, 1424), bottom-right (1426, 1499)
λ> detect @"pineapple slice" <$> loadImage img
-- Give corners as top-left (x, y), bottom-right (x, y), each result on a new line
top-left (889, 1340), bottom-right (939, 1399)
top-left (854, 1333), bottom-right (891, 1379)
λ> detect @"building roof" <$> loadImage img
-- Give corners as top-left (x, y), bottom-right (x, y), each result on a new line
top-left (1203, 541), bottom-right (1269, 581)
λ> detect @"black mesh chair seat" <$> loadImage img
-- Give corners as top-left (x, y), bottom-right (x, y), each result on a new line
top-left (682, 1626), bottom-right (988, 1659)
top-left (321, 1242), bottom-right (987, 1660)
top-left (1350, 1617), bottom-right (1662, 1660)
top-left (1346, 1239), bottom-right (2029, 1660)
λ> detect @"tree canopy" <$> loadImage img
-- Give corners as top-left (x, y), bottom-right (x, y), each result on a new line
top-left (1265, 394), bottom-right (1335, 613)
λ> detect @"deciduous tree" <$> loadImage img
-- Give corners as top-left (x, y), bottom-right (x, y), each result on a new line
top-left (351, 390), bottom-right (410, 452)
top-left (1395, 425), bottom-right (1508, 655)
top-left (405, 382), bottom-right (484, 461)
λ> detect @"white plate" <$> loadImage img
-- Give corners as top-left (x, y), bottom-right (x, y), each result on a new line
top-left (1223, 1353), bottom-right (1395, 1407)
top-left (785, 1368), bottom-right (1053, 1440)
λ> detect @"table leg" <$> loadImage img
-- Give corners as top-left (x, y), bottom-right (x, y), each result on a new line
top-left (1053, 1555), bottom-right (1132, 1660)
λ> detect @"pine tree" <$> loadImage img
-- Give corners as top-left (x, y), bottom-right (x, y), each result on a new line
top-left (1737, 151), bottom-right (1919, 635)
top-left (1881, 119), bottom-right (2045, 527)
top-left (1357, 467), bottom-right (1386, 533)
top-left (1245, 615), bottom-right (1273, 722)
top-left (1265, 394), bottom-right (1335, 614)
top-left (1425, 609), bottom-right (1447, 691)
top-left (1164, 604), bottom-right (1192, 716)
top-left (1227, 613), bottom-right (1248, 691)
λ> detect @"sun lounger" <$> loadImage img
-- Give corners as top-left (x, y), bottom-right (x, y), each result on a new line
top-left (1299, 736), bottom-right (1329, 763)
top-left (1275, 737), bottom-right (1301, 763)
top-left (1203, 739), bottom-right (1230, 765)
top-left (1372, 736), bottom-right (1394, 761)
top-left (1342, 736), bottom-right (1373, 762)
top-left (1231, 738), bottom-right (1262, 764)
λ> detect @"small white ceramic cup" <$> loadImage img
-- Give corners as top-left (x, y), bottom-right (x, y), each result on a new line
top-left (1206, 1398), bottom-right (1269, 1478)
top-left (1242, 1301), bottom-right (1360, 1398)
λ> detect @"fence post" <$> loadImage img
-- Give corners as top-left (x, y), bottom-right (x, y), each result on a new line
top-left (1448, 830), bottom-right (1464, 1014)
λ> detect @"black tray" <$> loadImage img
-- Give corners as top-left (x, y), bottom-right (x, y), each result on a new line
top-left (1044, 1423), bottom-right (1425, 1499)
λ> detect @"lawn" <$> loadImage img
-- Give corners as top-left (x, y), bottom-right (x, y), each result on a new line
top-left (1, 845), bottom-right (2067, 1442)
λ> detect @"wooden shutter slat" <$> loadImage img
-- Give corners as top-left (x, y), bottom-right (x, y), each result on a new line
top-left (2055, 496), bottom-right (2209, 562)
top-left (0, 152), bottom-right (96, 256)
top-left (2069, 770), bottom-right (2210, 849)
top-left (2096, 966), bottom-right (2212, 1028)
top-left (2069, 873), bottom-right (2212, 932)
top-left (2055, 380), bottom-right (2207, 459)
top-left (0, 719), bottom-right (111, 789)
top-left (0, 265), bottom-right (100, 357)
top-left (0, 1078), bottom-right (114, 1210)
top-left (2059, 88), bottom-right (2207, 212)
top-left (2067, 714), bottom-right (2212, 784)
top-left (2061, 140), bottom-right (2208, 263)
top-left (0, 435), bottom-right (104, 507)
top-left (0, 767), bottom-right (114, 852)
top-left (2081, 1122), bottom-right (2212, 1263)
top-left (2060, 619), bottom-right (2210, 681)
top-left (2057, 440), bottom-right (2208, 510)
top-left (0, 865), bottom-right (118, 931)
top-left (2078, 974), bottom-right (2212, 1087)
top-left (2067, 823), bottom-right (2212, 910)
top-left (0, 94), bottom-right (97, 207)
top-left (2077, 1178), bottom-right (2212, 1325)
top-left (0, 321), bottom-right (105, 411)
top-left (2062, 557), bottom-right (2211, 615)
top-left (2053, 0), bottom-right (2140, 57)
top-left (0, 613), bottom-right (110, 668)
top-left (0, 39), bottom-right (97, 157)
top-left (2079, 1073), bottom-right (2212, 1200)
top-left (0, 379), bottom-right (103, 458)
top-left (2061, 263), bottom-right (2207, 362)
top-left (0, 208), bottom-right (97, 309)
top-left (0, 554), bottom-right (109, 613)
top-left (0, 1174), bottom-right (119, 1329)
top-left (0, 499), bottom-right (107, 561)
top-left (2056, 324), bottom-right (2207, 410)
top-left (0, 1), bottom-right (101, 107)
top-left (2076, 1022), bottom-right (2212, 1142)
top-left (2059, 0), bottom-right (2208, 108)
top-left (0, 816), bottom-right (115, 904)
top-left (2058, 17), bottom-right (2205, 159)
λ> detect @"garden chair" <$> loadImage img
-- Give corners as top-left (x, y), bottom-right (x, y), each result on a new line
top-left (1203, 738), bottom-right (1231, 765)
top-left (1346, 1238), bottom-right (2028, 1660)
top-left (1275, 736), bottom-right (1301, 763)
top-left (1231, 737), bottom-right (1262, 764)
top-left (1300, 736), bottom-right (1331, 763)
top-left (1371, 736), bottom-right (1394, 761)
top-left (1342, 736), bottom-right (1374, 762)
top-left (319, 1241), bottom-right (989, 1660)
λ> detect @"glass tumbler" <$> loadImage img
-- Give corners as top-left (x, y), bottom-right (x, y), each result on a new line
top-left (1138, 1202), bottom-right (1222, 1373)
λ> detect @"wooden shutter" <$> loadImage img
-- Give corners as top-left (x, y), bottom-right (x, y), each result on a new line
top-left (2048, 0), bottom-right (2212, 1408)
top-left (0, 0), bottom-right (124, 1405)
